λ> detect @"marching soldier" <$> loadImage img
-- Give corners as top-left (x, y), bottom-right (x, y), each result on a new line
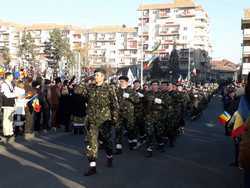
top-left (166, 83), bottom-right (182, 147)
top-left (144, 80), bottom-right (168, 157)
top-left (176, 84), bottom-right (188, 135)
top-left (115, 76), bottom-right (140, 154)
top-left (133, 80), bottom-right (146, 146)
top-left (79, 68), bottom-right (119, 176)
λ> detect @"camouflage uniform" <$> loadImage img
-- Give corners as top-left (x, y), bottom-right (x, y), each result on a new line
top-left (115, 87), bottom-right (139, 150)
top-left (78, 83), bottom-right (119, 162)
top-left (166, 90), bottom-right (183, 146)
top-left (144, 90), bottom-right (168, 152)
top-left (134, 88), bottom-right (146, 143)
top-left (176, 90), bottom-right (187, 135)
top-left (190, 89), bottom-right (201, 119)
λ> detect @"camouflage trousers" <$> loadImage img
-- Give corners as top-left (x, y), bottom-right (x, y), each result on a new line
top-left (145, 115), bottom-right (164, 149)
top-left (164, 116), bottom-right (180, 144)
top-left (85, 120), bottom-right (113, 161)
top-left (135, 115), bottom-right (146, 141)
top-left (115, 117), bottom-right (136, 145)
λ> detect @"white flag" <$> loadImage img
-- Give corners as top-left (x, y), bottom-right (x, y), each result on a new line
top-left (127, 68), bottom-right (136, 86)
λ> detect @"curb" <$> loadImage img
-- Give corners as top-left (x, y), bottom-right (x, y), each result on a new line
top-left (0, 131), bottom-right (71, 147)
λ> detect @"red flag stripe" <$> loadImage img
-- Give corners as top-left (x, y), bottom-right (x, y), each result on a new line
top-left (231, 125), bottom-right (246, 138)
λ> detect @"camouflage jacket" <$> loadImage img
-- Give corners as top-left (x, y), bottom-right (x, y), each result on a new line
top-left (75, 83), bottom-right (119, 127)
top-left (144, 91), bottom-right (169, 116)
top-left (168, 91), bottom-right (184, 116)
top-left (116, 87), bottom-right (140, 118)
top-left (133, 89), bottom-right (145, 117)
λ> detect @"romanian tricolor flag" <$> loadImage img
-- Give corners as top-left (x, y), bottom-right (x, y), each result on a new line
top-left (218, 111), bottom-right (231, 125)
top-left (32, 98), bottom-right (42, 113)
top-left (231, 96), bottom-right (250, 138)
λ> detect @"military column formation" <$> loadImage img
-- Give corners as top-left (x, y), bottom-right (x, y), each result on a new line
top-left (78, 68), bottom-right (219, 176)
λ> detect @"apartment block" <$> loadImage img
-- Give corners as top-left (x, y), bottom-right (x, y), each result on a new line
top-left (242, 8), bottom-right (250, 76)
top-left (137, 0), bottom-right (212, 66)
top-left (24, 24), bottom-right (86, 58)
top-left (0, 20), bottom-right (23, 61)
top-left (87, 26), bottom-right (138, 68)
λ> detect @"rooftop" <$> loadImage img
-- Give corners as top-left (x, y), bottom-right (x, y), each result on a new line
top-left (0, 20), bottom-right (25, 31)
top-left (211, 59), bottom-right (238, 72)
top-left (0, 20), bottom-right (137, 34)
top-left (88, 25), bottom-right (137, 33)
top-left (25, 24), bottom-right (85, 33)
top-left (138, 0), bottom-right (197, 11)
top-left (244, 8), bottom-right (250, 19)
top-left (242, 9), bottom-right (250, 29)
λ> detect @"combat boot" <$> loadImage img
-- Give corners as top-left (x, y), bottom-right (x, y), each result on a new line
top-left (128, 140), bottom-right (134, 150)
top-left (169, 140), bottom-right (175, 148)
top-left (114, 144), bottom-right (123, 155)
top-left (158, 143), bottom-right (165, 153)
top-left (84, 161), bottom-right (97, 176)
top-left (107, 156), bottom-right (113, 168)
top-left (145, 147), bottom-right (153, 158)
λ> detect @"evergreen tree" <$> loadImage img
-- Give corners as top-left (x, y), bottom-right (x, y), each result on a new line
top-left (0, 46), bottom-right (11, 66)
top-left (44, 29), bottom-right (75, 77)
top-left (18, 31), bottom-right (37, 67)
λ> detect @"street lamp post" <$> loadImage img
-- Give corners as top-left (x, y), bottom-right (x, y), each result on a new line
top-left (187, 47), bottom-right (191, 84)
top-left (140, 0), bottom-right (144, 87)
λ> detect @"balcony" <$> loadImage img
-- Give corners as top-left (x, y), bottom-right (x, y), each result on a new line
top-left (243, 46), bottom-right (250, 55)
top-left (73, 34), bottom-right (81, 39)
top-left (96, 37), bottom-right (115, 42)
top-left (127, 45), bottom-right (137, 49)
top-left (195, 22), bottom-right (207, 29)
top-left (159, 30), bottom-right (179, 36)
top-left (141, 11), bottom-right (149, 18)
top-left (242, 19), bottom-right (250, 29)
top-left (159, 12), bottom-right (170, 18)
top-left (178, 10), bottom-right (195, 17)
top-left (244, 34), bottom-right (250, 41)
top-left (73, 42), bottom-right (81, 49)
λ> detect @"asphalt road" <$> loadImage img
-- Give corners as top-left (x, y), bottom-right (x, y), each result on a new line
top-left (0, 95), bottom-right (243, 188)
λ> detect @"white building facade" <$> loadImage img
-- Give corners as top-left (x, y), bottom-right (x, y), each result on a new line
top-left (242, 9), bottom-right (250, 76)
top-left (137, 0), bottom-right (212, 63)
top-left (0, 20), bottom-right (22, 63)
top-left (87, 26), bottom-right (138, 68)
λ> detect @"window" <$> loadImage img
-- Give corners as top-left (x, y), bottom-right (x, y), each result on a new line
top-left (173, 35), bottom-right (179, 40)
top-left (143, 44), bottom-right (148, 50)
top-left (141, 18), bottom-right (149, 25)
top-left (143, 10), bottom-right (149, 16)
top-left (131, 50), bottom-right (137, 54)
top-left (161, 26), bottom-right (168, 33)
top-left (153, 10), bottom-right (159, 15)
top-left (161, 44), bottom-right (169, 49)
top-left (159, 53), bottom-right (169, 61)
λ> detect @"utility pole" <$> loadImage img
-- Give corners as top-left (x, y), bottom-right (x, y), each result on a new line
top-left (140, 0), bottom-right (144, 87)
top-left (188, 47), bottom-right (191, 85)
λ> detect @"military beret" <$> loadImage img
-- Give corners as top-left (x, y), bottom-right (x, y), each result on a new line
top-left (94, 68), bottom-right (106, 75)
top-left (119, 75), bottom-right (129, 82)
top-left (133, 80), bottom-right (140, 84)
top-left (151, 80), bottom-right (159, 85)
top-left (161, 80), bottom-right (168, 84)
